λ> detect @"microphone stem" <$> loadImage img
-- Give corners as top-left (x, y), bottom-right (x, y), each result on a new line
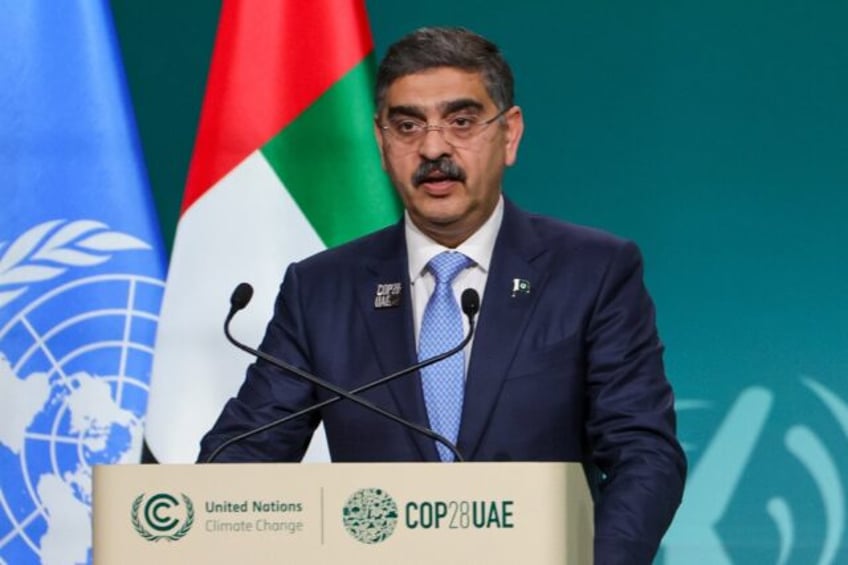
top-left (208, 313), bottom-right (470, 463)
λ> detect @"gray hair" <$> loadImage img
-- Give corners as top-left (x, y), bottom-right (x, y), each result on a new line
top-left (375, 27), bottom-right (515, 113)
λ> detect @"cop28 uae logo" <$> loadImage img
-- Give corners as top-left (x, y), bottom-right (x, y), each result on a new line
top-left (131, 492), bottom-right (194, 542)
top-left (342, 488), bottom-right (399, 544)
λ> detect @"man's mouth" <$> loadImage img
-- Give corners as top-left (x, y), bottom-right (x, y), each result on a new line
top-left (421, 172), bottom-right (452, 184)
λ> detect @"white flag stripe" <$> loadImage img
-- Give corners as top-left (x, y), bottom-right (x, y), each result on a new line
top-left (147, 151), bottom-right (327, 463)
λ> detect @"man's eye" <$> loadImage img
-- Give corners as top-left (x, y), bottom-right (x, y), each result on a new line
top-left (449, 116), bottom-right (477, 129)
top-left (394, 120), bottom-right (422, 134)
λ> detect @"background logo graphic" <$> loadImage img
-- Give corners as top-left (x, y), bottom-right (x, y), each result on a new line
top-left (663, 378), bottom-right (848, 564)
top-left (131, 493), bottom-right (194, 542)
top-left (342, 488), bottom-right (399, 544)
top-left (0, 221), bottom-right (165, 563)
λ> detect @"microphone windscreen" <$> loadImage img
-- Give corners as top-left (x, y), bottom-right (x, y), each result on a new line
top-left (461, 288), bottom-right (480, 317)
top-left (230, 282), bottom-right (254, 311)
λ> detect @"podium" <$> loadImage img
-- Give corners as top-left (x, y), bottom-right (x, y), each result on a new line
top-left (93, 462), bottom-right (593, 564)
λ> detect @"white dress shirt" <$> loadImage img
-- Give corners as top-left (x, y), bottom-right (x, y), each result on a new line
top-left (404, 195), bottom-right (504, 371)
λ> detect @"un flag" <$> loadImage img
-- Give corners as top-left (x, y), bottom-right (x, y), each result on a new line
top-left (0, 2), bottom-right (166, 563)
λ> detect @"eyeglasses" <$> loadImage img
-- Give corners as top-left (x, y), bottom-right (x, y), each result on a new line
top-left (379, 107), bottom-right (509, 149)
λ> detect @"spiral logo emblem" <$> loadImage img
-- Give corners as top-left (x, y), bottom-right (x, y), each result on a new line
top-left (131, 492), bottom-right (194, 542)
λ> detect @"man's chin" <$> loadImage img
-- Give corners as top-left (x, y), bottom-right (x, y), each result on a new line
top-left (410, 203), bottom-right (472, 233)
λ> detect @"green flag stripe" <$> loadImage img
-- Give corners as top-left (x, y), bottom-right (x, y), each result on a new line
top-left (261, 55), bottom-right (401, 247)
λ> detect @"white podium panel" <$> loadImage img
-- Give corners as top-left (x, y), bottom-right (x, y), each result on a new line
top-left (93, 462), bottom-right (592, 564)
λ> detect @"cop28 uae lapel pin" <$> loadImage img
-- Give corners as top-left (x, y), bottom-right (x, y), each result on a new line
top-left (374, 282), bottom-right (402, 308)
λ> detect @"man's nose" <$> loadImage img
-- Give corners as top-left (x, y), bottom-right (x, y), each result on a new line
top-left (417, 126), bottom-right (454, 160)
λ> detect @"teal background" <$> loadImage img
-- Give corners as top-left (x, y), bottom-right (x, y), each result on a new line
top-left (111, 1), bottom-right (848, 562)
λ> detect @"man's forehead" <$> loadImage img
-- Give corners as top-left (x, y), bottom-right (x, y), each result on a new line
top-left (382, 67), bottom-right (494, 111)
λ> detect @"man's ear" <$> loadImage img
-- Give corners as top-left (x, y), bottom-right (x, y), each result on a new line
top-left (503, 106), bottom-right (524, 167)
top-left (373, 118), bottom-right (388, 170)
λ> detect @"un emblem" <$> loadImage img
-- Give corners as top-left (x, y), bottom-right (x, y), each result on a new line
top-left (0, 220), bottom-right (165, 562)
top-left (342, 488), bottom-right (399, 544)
top-left (131, 492), bottom-right (194, 542)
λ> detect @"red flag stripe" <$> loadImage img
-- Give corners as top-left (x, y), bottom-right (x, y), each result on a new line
top-left (181, 0), bottom-right (374, 213)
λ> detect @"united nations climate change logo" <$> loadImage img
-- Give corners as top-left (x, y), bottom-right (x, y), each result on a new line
top-left (0, 220), bottom-right (165, 563)
top-left (131, 492), bottom-right (194, 542)
top-left (342, 488), bottom-right (399, 544)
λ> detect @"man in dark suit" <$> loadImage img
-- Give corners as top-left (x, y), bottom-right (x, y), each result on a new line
top-left (199, 27), bottom-right (686, 564)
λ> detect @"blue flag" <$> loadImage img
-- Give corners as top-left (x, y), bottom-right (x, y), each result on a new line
top-left (0, 3), bottom-right (166, 563)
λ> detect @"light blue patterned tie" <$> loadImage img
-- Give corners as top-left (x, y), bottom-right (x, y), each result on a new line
top-left (419, 251), bottom-right (472, 461)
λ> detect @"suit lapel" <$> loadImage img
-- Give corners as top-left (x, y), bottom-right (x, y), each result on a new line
top-left (356, 224), bottom-right (439, 461)
top-left (458, 200), bottom-right (551, 459)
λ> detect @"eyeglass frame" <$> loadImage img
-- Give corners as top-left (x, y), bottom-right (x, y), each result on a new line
top-left (376, 106), bottom-right (511, 149)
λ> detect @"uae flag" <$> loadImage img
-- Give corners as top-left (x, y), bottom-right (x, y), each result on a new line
top-left (145, 0), bottom-right (400, 463)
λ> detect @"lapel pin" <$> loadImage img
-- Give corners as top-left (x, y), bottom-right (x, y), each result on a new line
top-left (374, 282), bottom-right (403, 309)
top-left (511, 278), bottom-right (531, 297)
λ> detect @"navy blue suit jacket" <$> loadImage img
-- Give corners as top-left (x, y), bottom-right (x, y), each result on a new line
top-left (200, 199), bottom-right (686, 564)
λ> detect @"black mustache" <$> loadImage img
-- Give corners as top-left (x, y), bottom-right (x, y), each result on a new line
top-left (412, 157), bottom-right (467, 186)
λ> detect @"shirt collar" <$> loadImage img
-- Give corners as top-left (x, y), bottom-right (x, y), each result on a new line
top-left (405, 195), bottom-right (504, 282)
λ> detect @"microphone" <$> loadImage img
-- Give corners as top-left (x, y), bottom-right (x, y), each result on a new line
top-left (205, 283), bottom-right (480, 463)
top-left (229, 281), bottom-right (254, 312)
top-left (460, 287), bottom-right (480, 318)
